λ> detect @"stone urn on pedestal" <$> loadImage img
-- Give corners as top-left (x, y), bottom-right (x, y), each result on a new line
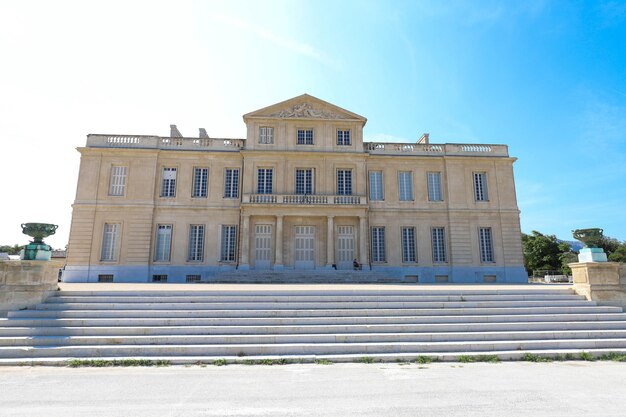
top-left (572, 228), bottom-right (607, 263)
top-left (20, 223), bottom-right (58, 261)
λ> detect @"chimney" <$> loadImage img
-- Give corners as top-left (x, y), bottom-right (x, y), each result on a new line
top-left (417, 133), bottom-right (429, 144)
top-left (170, 124), bottom-right (183, 138)
top-left (199, 128), bottom-right (210, 138)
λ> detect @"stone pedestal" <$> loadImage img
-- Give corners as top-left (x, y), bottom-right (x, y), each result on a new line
top-left (0, 259), bottom-right (63, 315)
top-left (569, 262), bottom-right (626, 308)
top-left (578, 247), bottom-right (608, 263)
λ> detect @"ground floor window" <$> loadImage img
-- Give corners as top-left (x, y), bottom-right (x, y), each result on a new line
top-left (371, 227), bottom-right (386, 262)
top-left (221, 225), bottom-right (237, 262)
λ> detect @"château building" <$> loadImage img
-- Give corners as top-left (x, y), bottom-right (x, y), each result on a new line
top-left (64, 94), bottom-right (526, 283)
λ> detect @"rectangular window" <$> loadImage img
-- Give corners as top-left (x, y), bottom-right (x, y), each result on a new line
top-left (427, 172), bottom-right (443, 201)
top-left (371, 227), bottom-right (386, 262)
top-left (100, 223), bottom-right (120, 261)
top-left (98, 274), bottom-right (114, 283)
top-left (192, 168), bottom-right (208, 198)
top-left (257, 168), bottom-right (273, 194)
top-left (295, 169), bottom-right (314, 194)
top-left (369, 171), bottom-right (383, 201)
top-left (109, 166), bottom-right (127, 196)
top-left (154, 224), bottom-right (172, 262)
top-left (186, 274), bottom-right (201, 283)
top-left (337, 169), bottom-right (352, 195)
top-left (160, 167), bottom-right (177, 197)
top-left (152, 275), bottom-right (168, 282)
top-left (479, 227), bottom-right (494, 263)
top-left (474, 172), bottom-right (489, 201)
top-left (401, 227), bottom-right (417, 263)
top-left (337, 129), bottom-right (351, 146)
top-left (297, 129), bottom-right (314, 145)
top-left (398, 171), bottom-right (413, 201)
top-left (431, 227), bottom-right (447, 263)
top-left (221, 225), bottom-right (237, 262)
top-left (188, 225), bottom-right (205, 262)
top-left (224, 169), bottom-right (239, 198)
top-left (259, 126), bottom-right (274, 144)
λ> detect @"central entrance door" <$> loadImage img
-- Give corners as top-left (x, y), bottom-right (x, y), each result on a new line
top-left (336, 226), bottom-right (355, 270)
top-left (294, 226), bottom-right (315, 269)
top-left (254, 225), bottom-right (272, 270)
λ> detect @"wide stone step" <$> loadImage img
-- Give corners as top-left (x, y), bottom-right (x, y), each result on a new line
top-left (56, 289), bottom-right (576, 297)
top-left (3, 320), bottom-right (626, 337)
top-left (8, 305), bottom-right (621, 319)
top-left (46, 294), bottom-right (585, 303)
top-left (3, 348), bottom-right (626, 365)
top-left (5, 329), bottom-right (626, 347)
top-left (2, 338), bottom-right (626, 358)
top-left (4, 312), bottom-right (626, 328)
top-left (32, 299), bottom-right (595, 311)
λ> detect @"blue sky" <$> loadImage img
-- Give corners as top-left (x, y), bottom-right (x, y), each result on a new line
top-left (1, 0), bottom-right (625, 248)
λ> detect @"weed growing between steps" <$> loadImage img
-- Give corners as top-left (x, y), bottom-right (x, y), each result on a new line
top-left (458, 355), bottom-right (500, 363)
top-left (67, 359), bottom-right (170, 367)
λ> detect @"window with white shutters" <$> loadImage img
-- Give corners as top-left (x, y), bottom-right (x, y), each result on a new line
top-left (398, 171), bottom-right (413, 201)
top-left (369, 171), bottom-right (383, 201)
top-left (109, 166), bottom-right (127, 196)
top-left (427, 172), bottom-right (442, 201)
top-left (259, 126), bottom-right (274, 144)
top-left (101, 223), bottom-right (120, 261)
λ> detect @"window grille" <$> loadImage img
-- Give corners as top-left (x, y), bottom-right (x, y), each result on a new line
top-left (479, 227), bottom-right (494, 262)
top-left (188, 225), bottom-right (205, 262)
top-left (221, 225), bottom-right (237, 262)
top-left (98, 274), bottom-right (114, 283)
top-left (371, 227), bottom-right (386, 262)
top-left (152, 274), bottom-right (168, 282)
top-left (109, 166), bottom-right (127, 196)
top-left (401, 227), bottom-right (417, 263)
top-left (431, 227), bottom-right (447, 263)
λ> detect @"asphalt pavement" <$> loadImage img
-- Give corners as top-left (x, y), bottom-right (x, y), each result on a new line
top-left (0, 361), bottom-right (624, 417)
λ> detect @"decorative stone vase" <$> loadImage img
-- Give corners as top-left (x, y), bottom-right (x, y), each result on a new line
top-left (20, 223), bottom-right (58, 261)
top-left (572, 228), bottom-right (607, 263)
top-left (572, 228), bottom-right (604, 248)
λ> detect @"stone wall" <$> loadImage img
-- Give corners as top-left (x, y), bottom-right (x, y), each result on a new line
top-left (570, 262), bottom-right (626, 308)
top-left (0, 260), bottom-right (63, 316)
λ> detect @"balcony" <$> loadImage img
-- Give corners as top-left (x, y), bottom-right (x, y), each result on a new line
top-left (365, 142), bottom-right (509, 157)
top-left (243, 194), bottom-right (367, 206)
top-left (86, 134), bottom-right (245, 151)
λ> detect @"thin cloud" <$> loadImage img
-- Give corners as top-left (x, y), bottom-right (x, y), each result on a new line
top-left (212, 12), bottom-right (343, 71)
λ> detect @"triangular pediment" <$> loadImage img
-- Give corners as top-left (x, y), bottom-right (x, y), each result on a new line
top-left (243, 94), bottom-right (367, 123)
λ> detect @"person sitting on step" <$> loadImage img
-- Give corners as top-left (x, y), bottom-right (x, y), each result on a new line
top-left (353, 259), bottom-right (361, 271)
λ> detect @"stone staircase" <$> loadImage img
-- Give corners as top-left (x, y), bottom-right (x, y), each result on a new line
top-left (1, 286), bottom-right (626, 364)
top-left (213, 270), bottom-right (405, 283)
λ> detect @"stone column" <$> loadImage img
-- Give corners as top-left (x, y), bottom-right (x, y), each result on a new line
top-left (359, 216), bottom-right (369, 269)
top-left (275, 215), bottom-right (284, 269)
top-left (570, 262), bottom-right (626, 307)
top-left (326, 216), bottom-right (334, 268)
top-left (239, 215), bottom-right (250, 270)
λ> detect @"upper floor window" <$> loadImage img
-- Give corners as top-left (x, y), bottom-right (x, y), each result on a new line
top-left (337, 129), bottom-right (351, 146)
top-left (479, 227), bottom-right (494, 263)
top-left (427, 172), bottom-right (443, 201)
top-left (297, 129), bottom-right (314, 145)
top-left (100, 223), bottom-right (120, 261)
top-left (224, 169), bottom-right (239, 198)
top-left (160, 167), bottom-right (177, 198)
top-left (108, 166), bottom-right (127, 196)
top-left (257, 168), bottom-right (273, 194)
top-left (337, 169), bottom-right (352, 195)
top-left (259, 127), bottom-right (274, 144)
top-left (369, 171), bottom-right (383, 201)
top-left (154, 224), bottom-right (172, 262)
top-left (296, 169), bottom-right (314, 195)
top-left (474, 172), bottom-right (489, 201)
top-left (192, 168), bottom-right (208, 198)
top-left (398, 171), bottom-right (414, 201)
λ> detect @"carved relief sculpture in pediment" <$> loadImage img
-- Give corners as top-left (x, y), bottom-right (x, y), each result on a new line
top-left (269, 103), bottom-right (349, 119)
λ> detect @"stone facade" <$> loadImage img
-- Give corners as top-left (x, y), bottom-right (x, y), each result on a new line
top-left (64, 94), bottom-right (526, 283)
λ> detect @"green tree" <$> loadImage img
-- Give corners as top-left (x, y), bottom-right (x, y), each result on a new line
top-left (521, 231), bottom-right (562, 276)
top-left (607, 242), bottom-right (626, 263)
top-left (0, 244), bottom-right (24, 255)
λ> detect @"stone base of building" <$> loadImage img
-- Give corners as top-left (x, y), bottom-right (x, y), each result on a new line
top-left (62, 265), bottom-right (528, 284)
